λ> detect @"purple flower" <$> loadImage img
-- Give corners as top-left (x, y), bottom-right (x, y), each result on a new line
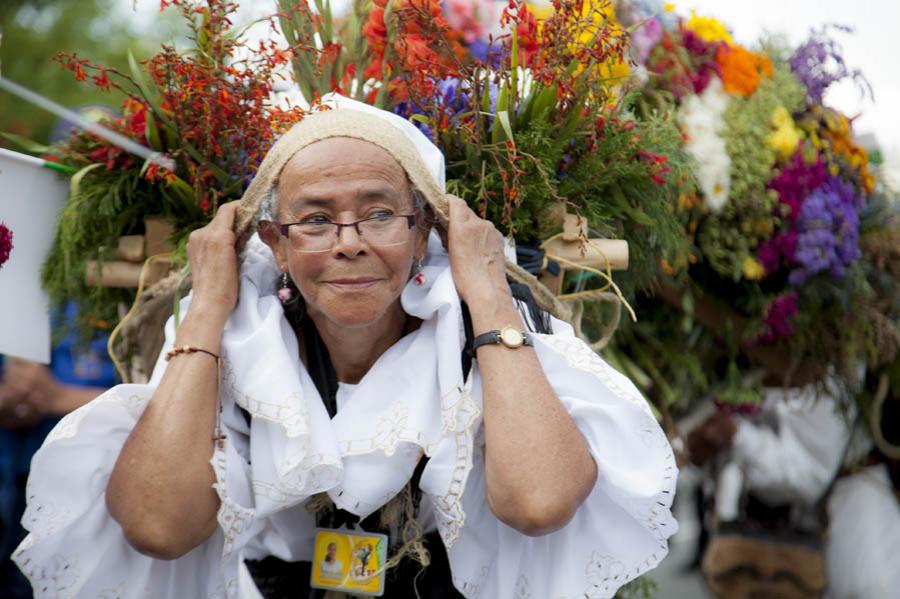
top-left (789, 25), bottom-right (870, 105)
top-left (767, 151), bottom-right (828, 221)
top-left (468, 40), bottom-right (502, 69)
top-left (393, 77), bottom-right (489, 142)
top-left (788, 176), bottom-right (862, 285)
top-left (757, 229), bottom-right (798, 274)
top-left (0, 222), bottom-right (13, 270)
top-left (756, 292), bottom-right (799, 344)
top-left (631, 18), bottom-right (663, 64)
top-left (678, 29), bottom-right (722, 95)
top-left (393, 97), bottom-right (434, 139)
top-left (682, 28), bottom-right (711, 56)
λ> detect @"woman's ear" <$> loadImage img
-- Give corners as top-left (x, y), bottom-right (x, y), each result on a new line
top-left (414, 226), bottom-right (430, 261)
top-left (258, 220), bottom-right (289, 272)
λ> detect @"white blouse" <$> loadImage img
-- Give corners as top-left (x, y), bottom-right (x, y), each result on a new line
top-left (14, 235), bottom-right (678, 598)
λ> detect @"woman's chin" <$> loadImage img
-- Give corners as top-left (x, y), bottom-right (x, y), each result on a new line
top-left (315, 304), bottom-right (394, 330)
top-left (307, 288), bottom-right (402, 330)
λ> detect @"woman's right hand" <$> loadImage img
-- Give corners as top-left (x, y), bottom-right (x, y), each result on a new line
top-left (186, 200), bottom-right (241, 324)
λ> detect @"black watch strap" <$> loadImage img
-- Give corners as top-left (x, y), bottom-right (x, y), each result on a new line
top-left (471, 328), bottom-right (533, 354)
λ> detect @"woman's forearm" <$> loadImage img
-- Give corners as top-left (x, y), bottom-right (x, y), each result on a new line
top-left (106, 304), bottom-right (225, 559)
top-left (471, 293), bottom-right (597, 536)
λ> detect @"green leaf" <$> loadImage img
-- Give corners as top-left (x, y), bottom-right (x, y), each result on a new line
top-left (629, 209), bottom-right (654, 226)
top-left (168, 175), bottom-right (197, 206)
top-left (497, 111), bottom-right (514, 144)
top-left (144, 110), bottom-right (163, 151)
top-left (492, 84), bottom-right (510, 144)
top-left (510, 27), bottom-right (519, 106)
top-left (128, 50), bottom-right (157, 106)
top-left (525, 85), bottom-right (556, 125)
top-left (69, 163), bottom-right (104, 198)
top-left (0, 132), bottom-right (51, 154)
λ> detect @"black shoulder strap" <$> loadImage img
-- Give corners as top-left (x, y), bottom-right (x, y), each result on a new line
top-left (301, 318), bottom-right (339, 419)
top-left (509, 282), bottom-right (552, 334)
top-left (460, 301), bottom-right (475, 380)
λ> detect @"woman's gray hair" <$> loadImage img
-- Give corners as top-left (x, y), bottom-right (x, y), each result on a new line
top-left (258, 185), bottom-right (278, 223)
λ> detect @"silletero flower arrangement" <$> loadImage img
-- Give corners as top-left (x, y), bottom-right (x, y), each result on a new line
top-left (30, 0), bottom-right (308, 333)
top-left (33, 0), bottom-right (695, 342)
top-left (276, 0), bottom-right (693, 303)
top-left (608, 4), bottom-right (894, 411)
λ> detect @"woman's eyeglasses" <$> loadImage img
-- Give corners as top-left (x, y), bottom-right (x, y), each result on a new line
top-left (259, 214), bottom-right (417, 253)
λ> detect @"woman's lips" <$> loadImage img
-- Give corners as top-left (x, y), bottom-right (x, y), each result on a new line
top-left (325, 278), bottom-right (381, 290)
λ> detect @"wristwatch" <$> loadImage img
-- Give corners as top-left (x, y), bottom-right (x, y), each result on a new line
top-left (471, 326), bottom-right (533, 353)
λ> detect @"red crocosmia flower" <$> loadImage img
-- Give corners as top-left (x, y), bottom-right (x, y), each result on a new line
top-left (91, 68), bottom-right (111, 91)
top-left (516, 8), bottom-right (540, 67)
top-left (128, 107), bottom-right (147, 139)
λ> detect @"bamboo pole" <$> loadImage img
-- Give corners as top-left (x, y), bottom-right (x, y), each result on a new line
top-left (85, 257), bottom-right (173, 288)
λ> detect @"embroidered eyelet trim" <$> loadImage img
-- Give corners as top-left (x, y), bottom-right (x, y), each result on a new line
top-left (44, 391), bottom-right (145, 445)
top-left (220, 361), bottom-right (309, 438)
top-left (13, 552), bottom-right (80, 598)
top-left (534, 335), bottom-right (652, 413)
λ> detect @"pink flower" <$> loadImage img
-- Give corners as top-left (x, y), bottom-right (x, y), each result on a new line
top-left (631, 17), bottom-right (663, 64)
top-left (757, 229), bottom-right (798, 274)
top-left (0, 222), bottom-right (13, 269)
top-left (756, 292), bottom-right (799, 344)
top-left (444, 0), bottom-right (488, 44)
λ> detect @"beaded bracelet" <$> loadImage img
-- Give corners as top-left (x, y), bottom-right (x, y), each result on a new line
top-left (164, 345), bottom-right (221, 363)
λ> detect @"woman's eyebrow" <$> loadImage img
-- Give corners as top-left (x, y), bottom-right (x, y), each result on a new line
top-left (355, 187), bottom-right (403, 202)
top-left (287, 187), bottom-right (404, 212)
top-left (290, 197), bottom-right (332, 210)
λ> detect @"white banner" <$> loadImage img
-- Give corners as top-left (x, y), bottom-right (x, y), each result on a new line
top-left (0, 148), bottom-right (68, 363)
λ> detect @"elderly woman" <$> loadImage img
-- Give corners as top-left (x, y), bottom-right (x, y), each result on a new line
top-left (14, 98), bottom-right (677, 598)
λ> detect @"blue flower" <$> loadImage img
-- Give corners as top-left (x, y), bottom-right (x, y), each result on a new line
top-left (789, 175), bottom-right (862, 285)
top-left (394, 77), bottom-right (492, 141)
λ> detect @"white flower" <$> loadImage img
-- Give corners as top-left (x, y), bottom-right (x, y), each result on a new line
top-left (678, 78), bottom-right (732, 212)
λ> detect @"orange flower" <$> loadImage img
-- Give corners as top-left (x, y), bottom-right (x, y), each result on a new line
top-left (362, 0), bottom-right (460, 82)
top-left (516, 6), bottom-right (541, 67)
top-left (715, 44), bottom-right (771, 96)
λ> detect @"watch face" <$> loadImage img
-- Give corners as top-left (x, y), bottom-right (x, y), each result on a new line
top-left (499, 327), bottom-right (524, 348)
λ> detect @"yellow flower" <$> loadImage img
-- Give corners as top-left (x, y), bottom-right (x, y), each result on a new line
top-left (767, 106), bottom-right (801, 159)
top-left (686, 10), bottom-right (734, 44)
top-left (527, 2), bottom-right (553, 20)
top-left (663, 3), bottom-right (676, 11)
top-left (528, 0), bottom-right (630, 83)
top-left (742, 256), bottom-right (766, 280)
top-left (661, 258), bottom-right (675, 275)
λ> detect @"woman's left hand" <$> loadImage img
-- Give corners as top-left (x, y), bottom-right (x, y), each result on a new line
top-left (445, 194), bottom-right (511, 305)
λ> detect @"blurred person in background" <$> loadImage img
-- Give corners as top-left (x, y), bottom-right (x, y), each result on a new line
top-left (688, 379), bottom-right (900, 598)
top-left (0, 302), bottom-right (116, 598)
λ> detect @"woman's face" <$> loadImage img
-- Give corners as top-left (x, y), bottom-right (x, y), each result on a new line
top-left (262, 137), bottom-right (428, 329)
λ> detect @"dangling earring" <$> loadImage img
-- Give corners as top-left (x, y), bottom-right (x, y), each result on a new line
top-left (412, 257), bottom-right (426, 286)
top-left (277, 272), bottom-right (294, 303)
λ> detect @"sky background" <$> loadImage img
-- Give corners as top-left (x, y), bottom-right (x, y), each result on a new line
top-left (119, 0), bottom-right (900, 184)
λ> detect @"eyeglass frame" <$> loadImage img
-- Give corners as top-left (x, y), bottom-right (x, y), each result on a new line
top-left (260, 213), bottom-right (418, 253)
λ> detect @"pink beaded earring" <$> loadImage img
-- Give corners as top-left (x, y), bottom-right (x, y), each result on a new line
top-left (277, 272), bottom-right (294, 303)
top-left (412, 257), bottom-right (425, 286)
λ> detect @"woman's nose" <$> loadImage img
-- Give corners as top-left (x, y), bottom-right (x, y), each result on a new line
top-left (333, 223), bottom-right (366, 257)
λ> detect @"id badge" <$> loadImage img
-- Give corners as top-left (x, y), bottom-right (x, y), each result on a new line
top-left (310, 527), bottom-right (388, 596)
